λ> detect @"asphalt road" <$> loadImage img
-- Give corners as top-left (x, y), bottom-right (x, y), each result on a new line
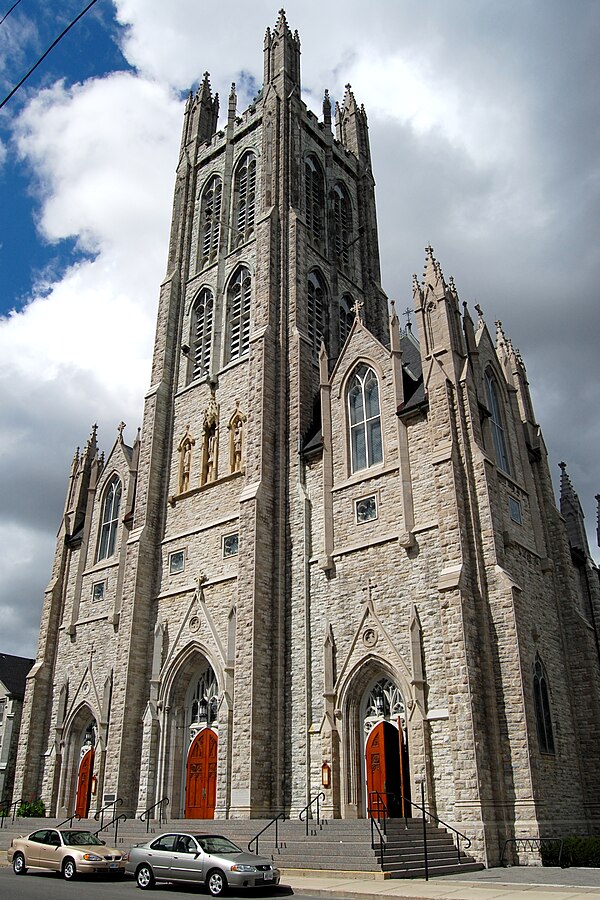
top-left (0, 869), bottom-right (303, 900)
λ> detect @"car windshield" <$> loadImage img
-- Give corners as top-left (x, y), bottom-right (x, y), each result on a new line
top-left (61, 831), bottom-right (104, 846)
top-left (194, 835), bottom-right (242, 854)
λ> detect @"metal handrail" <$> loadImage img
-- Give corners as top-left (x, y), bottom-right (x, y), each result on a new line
top-left (0, 798), bottom-right (23, 828)
top-left (367, 790), bottom-right (391, 835)
top-left (94, 797), bottom-right (123, 830)
top-left (369, 812), bottom-right (387, 866)
top-left (248, 813), bottom-right (285, 855)
top-left (402, 792), bottom-right (471, 861)
top-left (299, 791), bottom-right (325, 836)
top-left (57, 813), bottom-right (82, 829)
top-left (95, 812), bottom-right (127, 845)
top-left (139, 797), bottom-right (169, 833)
top-left (501, 836), bottom-right (565, 867)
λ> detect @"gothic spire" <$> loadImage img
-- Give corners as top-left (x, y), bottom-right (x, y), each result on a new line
top-left (559, 461), bottom-right (590, 556)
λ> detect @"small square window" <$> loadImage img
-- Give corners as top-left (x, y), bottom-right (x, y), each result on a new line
top-left (169, 550), bottom-right (185, 574)
top-left (509, 496), bottom-right (523, 524)
top-left (355, 495), bottom-right (378, 524)
top-left (92, 581), bottom-right (105, 602)
top-left (223, 533), bottom-right (239, 557)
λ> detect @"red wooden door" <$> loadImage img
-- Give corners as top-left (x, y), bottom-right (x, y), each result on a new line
top-left (185, 729), bottom-right (217, 819)
top-left (75, 748), bottom-right (94, 818)
top-left (366, 721), bottom-right (402, 817)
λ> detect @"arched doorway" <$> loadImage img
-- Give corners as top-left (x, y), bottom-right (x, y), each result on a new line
top-left (185, 728), bottom-right (217, 818)
top-left (183, 663), bottom-right (219, 819)
top-left (364, 678), bottom-right (410, 818)
top-left (74, 721), bottom-right (96, 818)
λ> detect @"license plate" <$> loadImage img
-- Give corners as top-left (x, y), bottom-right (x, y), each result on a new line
top-left (109, 863), bottom-right (118, 869)
top-left (264, 872), bottom-right (273, 881)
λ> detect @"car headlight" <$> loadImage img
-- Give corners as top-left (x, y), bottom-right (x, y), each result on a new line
top-left (121, 852), bottom-right (129, 861)
top-left (231, 864), bottom-right (258, 873)
top-left (82, 853), bottom-right (103, 861)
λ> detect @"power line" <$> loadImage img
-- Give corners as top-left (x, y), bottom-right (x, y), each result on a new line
top-left (0, 0), bottom-right (24, 27)
top-left (0, 0), bottom-right (100, 111)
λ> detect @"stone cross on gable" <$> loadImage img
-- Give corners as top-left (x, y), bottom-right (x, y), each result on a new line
top-left (351, 297), bottom-right (364, 321)
top-left (403, 307), bottom-right (413, 328)
top-left (117, 421), bottom-right (126, 437)
top-left (361, 577), bottom-right (377, 606)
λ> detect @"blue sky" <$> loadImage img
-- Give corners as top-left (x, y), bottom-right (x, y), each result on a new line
top-left (1, 1), bottom-right (129, 308)
top-left (1, 0), bottom-right (599, 657)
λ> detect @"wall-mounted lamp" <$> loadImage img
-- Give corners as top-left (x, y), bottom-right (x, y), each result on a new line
top-left (321, 761), bottom-right (331, 789)
top-left (91, 775), bottom-right (98, 796)
top-left (181, 344), bottom-right (190, 356)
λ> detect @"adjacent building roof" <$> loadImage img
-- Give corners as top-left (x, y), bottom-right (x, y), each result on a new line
top-left (0, 652), bottom-right (35, 700)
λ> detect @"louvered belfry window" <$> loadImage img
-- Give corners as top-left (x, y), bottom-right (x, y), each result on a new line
top-left (307, 271), bottom-right (325, 355)
top-left (333, 183), bottom-right (352, 266)
top-left (227, 266), bottom-right (251, 362)
top-left (485, 370), bottom-right (510, 474)
top-left (305, 155), bottom-right (325, 242)
top-left (339, 294), bottom-right (353, 347)
top-left (234, 152), bottom-right (256, 245)
top-left (199, 175), bottom-right (222, 268)
top-left (191, 288), bottom-right (213, 379)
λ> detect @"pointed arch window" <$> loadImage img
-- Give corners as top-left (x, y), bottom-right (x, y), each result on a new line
top-left (191, 288), bottom-right (213, 380)
top-left (339, 294), bottom-right (353, 347)
top-left (226, 266), bottom-right (251, 363)
top-left (348, 364), bottom-right (383, 473)
top-left (233, 152), bottom-right (256, 246)
top-left (307, 271), bottom-right (325, 356)
top-left (305, 155), bottom-right (325, 243)
top-left (485, 370), bottom-right (510, 474)
top-left (332, 182), bottom-right (353, 266)
top-left (97, 475), bottom-right (122, 561)
top-left (533, 656), bottom-right (555, 754)
top-left (198, 175), bottom-right (222, 269)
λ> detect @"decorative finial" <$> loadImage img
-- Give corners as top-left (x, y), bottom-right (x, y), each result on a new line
top-left (117, 421), bottom-right (126, 438)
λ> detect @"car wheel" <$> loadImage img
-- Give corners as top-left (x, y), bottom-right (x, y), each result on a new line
top-left (207, 869), bottom-right (227, 897)
top-left (136, 863), bottom-right (155, 890)
top-left (12, 852), bottom-right (27, 875)
top-left (62, 858), bottom-right (77, 881)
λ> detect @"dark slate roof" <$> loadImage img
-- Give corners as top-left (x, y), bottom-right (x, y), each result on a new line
top-left (0, 653), bottom-right (35, 699)
top-left (398, 330), bottom-right (427, 414)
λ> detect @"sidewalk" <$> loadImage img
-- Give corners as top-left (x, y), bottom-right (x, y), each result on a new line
top-left (284, 867), bottom-right (600, 900)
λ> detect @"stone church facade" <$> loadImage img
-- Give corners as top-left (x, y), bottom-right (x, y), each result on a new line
top-left (13, 13), bottom-right (600, 864)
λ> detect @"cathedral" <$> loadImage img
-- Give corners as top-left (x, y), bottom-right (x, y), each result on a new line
top-left (13, 12), bottom-right (600, 865)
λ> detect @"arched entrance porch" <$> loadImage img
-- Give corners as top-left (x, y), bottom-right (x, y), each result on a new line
top-left (59, 709), bottom-right (97, 818)
top-left (156, 648), bottom-right (221, 819)
top-left (339, 661), bottom-right (412, 819)
top-left (364, 679), bottom-right (411, 818)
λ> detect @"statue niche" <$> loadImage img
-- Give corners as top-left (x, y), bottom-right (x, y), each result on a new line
top-left (228, 402), bottom-right (246, 473)
top-left (201, 393), bottom-right (219, 485)
top-left (177, 427), bottom-right (195, 493)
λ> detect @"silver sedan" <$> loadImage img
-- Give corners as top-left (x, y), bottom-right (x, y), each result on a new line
top-left (126, 832), bottom-right (280, 895)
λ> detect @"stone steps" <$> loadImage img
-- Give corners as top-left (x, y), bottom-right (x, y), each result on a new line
top-left (0, 815), bottom-right (483, 879)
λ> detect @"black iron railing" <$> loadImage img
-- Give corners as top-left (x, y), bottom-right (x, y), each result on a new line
top-left (248, 812), bottom-right (285, 855)
top-left (402, 789), bottom-right (471, 880)
top-left (95, 812), bottom-right (127, 844)
top-left (0, 798), bottom-right (22, 828)
top-left (139, 796), bottom-right (169, 833)
top-left (57, 812), bottom-right (82, 828)
top-left (94, 797), bottom-right (123, 830)
top-left (299, 791), bottom-right (325, 837)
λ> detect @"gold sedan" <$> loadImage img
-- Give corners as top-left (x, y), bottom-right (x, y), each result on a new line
top-left (8, 827), bottom-right (126, 880)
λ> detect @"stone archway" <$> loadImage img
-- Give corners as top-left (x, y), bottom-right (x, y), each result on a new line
top-left (59, 709), bottom-right (97, 818)
top-left (339, 660), bottom-right (412, 819)
top-left (157, 648), bottom-right (222, 818)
